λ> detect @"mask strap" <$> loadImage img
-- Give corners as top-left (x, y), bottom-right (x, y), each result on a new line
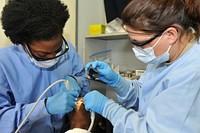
top-left (166, 44), bottom-right (172, 53)
top-left (24, 44), bottom-right (33, 59)
top-left (152, 31), bottom-right (166, 48)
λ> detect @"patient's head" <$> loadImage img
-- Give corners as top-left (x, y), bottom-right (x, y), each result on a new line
top-left (69, 97), bottom-right (91, 130)
top-left (67, 97), bottom-right (107, 133)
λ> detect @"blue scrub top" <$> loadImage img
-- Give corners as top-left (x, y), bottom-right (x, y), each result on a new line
top-left (0, 40), bottom-right (90, 133)
top-left (103, 41), bottom-right (200, 133)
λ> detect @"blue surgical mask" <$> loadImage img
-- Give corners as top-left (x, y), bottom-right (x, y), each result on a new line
top-left (132, 33), bottom-right (172, 64)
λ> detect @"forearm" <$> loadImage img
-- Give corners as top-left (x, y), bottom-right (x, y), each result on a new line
top-left (0, 99), bottom-right (49, 132)
top-left (113, 77), bottom-right (131, 96)
top-left (68, 42), bottom-right (90, 96)
top-left (115, 79), bottom-right (139, 108)
top-left (102, 100), bottom-right (127, 125)
top-left (72, 74), bottom-right (90, 96)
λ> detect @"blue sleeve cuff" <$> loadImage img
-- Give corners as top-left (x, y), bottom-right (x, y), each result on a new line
top-left (116, 80), bottom-right (139, 108)
top-left (102, 99), bottom-right (127, 125)
top-left (71, 75), bottom-right (90, 97)
top-left (113, 77), bottom-right (131, 96)
top-left (68, 75), bottom-right (79, 84)
top-left (25, 99), bottom-right (49, 125)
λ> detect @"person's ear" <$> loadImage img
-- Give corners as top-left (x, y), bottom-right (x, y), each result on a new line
top-left (164, 27), bottom-right (179, 45)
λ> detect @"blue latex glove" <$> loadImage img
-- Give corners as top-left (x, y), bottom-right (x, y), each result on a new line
top-left (60, 75), bottom-right (81, 95)
top-left (85, 61), bottom-right (120, 87)
top-left (46, 90), bottom-right (78, 114)
top-left (83, 90), bottom-right (108, 115)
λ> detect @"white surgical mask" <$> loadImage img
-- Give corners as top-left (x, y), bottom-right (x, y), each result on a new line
top-left (25, 43), bottom-right (64, 68)
top-left (132, 32), bottom-right (171, 64)
top-left (65, 128), bottom-right (91, 133)
top-left (29, 56), bottom-right (60, 68)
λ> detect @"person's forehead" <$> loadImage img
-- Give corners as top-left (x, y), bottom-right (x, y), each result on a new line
top-left (29, 35), bottom-right (63, 52)
top-left (124, 25), bottom-right (155, 36)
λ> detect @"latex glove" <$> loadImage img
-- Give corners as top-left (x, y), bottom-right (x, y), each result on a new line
top-left (85, 61), bottom-right (120, 87)
top-left (46, 90), bottom-right (79, 114)
top-left (60, 75), bottom-right (81, 95)
top-left (83, 90), bottom-right (108, 115)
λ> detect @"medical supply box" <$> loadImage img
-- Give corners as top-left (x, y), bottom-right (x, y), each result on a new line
top-left (89, 24), bottom-right (106, 35)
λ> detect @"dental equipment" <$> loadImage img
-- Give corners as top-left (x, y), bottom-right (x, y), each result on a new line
top-left (15, 79), bottom-right (70, 133)
top-left (15, 79), bottom-right (95, 133)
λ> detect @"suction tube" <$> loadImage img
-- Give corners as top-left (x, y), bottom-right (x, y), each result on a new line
top-left (15, 79), bottom-right (69, 133)
top-left (88, 111), bottom-right (95, 132)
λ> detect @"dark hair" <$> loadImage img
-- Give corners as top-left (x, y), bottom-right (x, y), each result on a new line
top-left (1, 0), bottom-right (70, 45)
top-left (121, 0), bottom-right (200, 39)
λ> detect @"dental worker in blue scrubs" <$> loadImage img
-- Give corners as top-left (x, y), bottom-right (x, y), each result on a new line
top-left (0, 0), bottom-right (89, 132)
top-left (84, 0), bottom-right (200, 133)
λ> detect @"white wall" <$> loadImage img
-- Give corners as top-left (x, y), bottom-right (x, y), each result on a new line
top-left (0, 0), bottom-right (76, 48)
top-left (0, 1), bottom-right (11, 48)
top-left (62, 0), bottom-right (76, 47)
top-left (77, 0), bottom-right (106, 59)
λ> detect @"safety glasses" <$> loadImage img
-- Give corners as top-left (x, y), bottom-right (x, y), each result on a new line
top-left (128, 33), bottom-right (162, 47)
top-left (25, 36), bottom-right (69, 61)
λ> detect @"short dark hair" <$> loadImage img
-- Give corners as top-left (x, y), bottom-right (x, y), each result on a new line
top-left (1, 0), bottom-right (70, 45)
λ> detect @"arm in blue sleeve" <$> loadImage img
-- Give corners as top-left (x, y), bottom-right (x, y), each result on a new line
top-left (0, 93), bottom-right (49, 132)
top-left (69, 74), bottom-right (90, 96)
top-left (114, 78), bottom-right (140, 108)
top-left (102, 100), bottom-right (148, 133)
top-left (0, 86), bottom-right (49, 132)
top-left (102, 78), bottom-right (200, 133)
top-left (112, 77), bottom-right (130, 96)
top-left (102, 100), bottom-right (128, 124)
top-left (67, 41), bottom-right (90, 96)
top-left (24, 99), bottom-right (49, 123)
